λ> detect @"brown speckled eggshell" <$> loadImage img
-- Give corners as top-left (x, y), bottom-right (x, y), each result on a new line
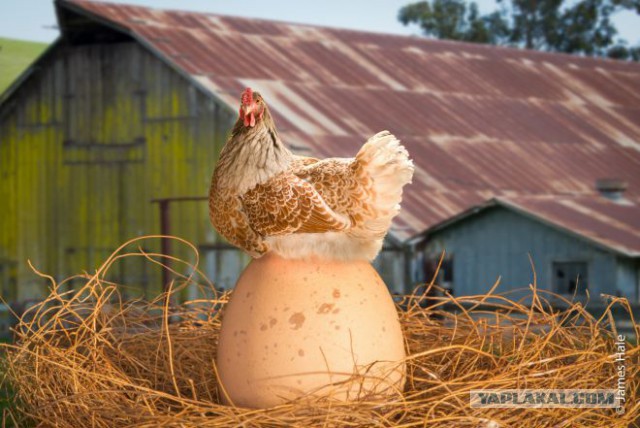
top-left (216, 253), bottom-right (406, 408)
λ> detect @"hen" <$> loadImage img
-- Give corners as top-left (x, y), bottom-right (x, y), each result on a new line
top-left (209, 88), bottom-right (414, 261)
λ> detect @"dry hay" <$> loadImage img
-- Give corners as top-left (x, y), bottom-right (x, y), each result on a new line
top-left (1, 236), bottom-right (639, 427)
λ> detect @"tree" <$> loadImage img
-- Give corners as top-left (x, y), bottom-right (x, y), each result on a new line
top-left (506, 0), bottom-right (563, 49)
top-left (398, 0), bottom-right (640, 60)
top-left (397, 0), bottom-right (510, 43)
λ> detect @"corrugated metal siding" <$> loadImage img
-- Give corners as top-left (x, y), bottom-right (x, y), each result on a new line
top-left (0, 40), bottom-right (238, 300)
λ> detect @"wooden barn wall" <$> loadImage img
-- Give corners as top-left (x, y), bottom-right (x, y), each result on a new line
top-left (422, 207), bottom-right (629, 300)
top-left (0, 41), bottom-right (240, 301)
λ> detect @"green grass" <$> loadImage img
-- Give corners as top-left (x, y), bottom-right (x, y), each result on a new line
top-left (0, 38), bottom-right (48, 95)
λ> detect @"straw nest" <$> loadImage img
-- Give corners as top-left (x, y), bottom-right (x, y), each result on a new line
top-left (1, 237), bottom-right (639, 427)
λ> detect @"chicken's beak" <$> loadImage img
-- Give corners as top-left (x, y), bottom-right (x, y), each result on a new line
top-left (241, 103), bottom-right (256, 127)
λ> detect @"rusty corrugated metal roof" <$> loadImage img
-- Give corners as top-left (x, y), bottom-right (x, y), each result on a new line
top-left (60, 0), bottom-right (640, 247)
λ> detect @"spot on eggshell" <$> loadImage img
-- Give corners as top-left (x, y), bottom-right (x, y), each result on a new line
top-left (332, 289), bottom-right (341, 298)
top-left (317, 303), bottom-right (334, 314)
top-left (335, 325), bottom-right (341, 330)
top-left (269, 318), bottom-right (277, 327)
top-left (298, 349), bottom-right (305, 357)
top-left (260, 323), bottom-right (267, 331)
top-left (332, 308), bottom-right (340, 314)
top-left (288, 312), bottom-right (305, 330)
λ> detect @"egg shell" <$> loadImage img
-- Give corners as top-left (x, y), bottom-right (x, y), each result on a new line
top-left (216, 253), bottom-right (406, 408)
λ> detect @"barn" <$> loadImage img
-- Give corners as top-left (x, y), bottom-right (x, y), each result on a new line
top-left (1, 0), bottom-right (640, 302)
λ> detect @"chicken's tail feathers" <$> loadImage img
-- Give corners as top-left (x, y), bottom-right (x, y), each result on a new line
top-left (351, 131), bottom-right (414, 254)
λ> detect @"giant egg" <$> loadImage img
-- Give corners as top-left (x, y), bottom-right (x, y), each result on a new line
top-left (216, 253), bottom-right (406, 408)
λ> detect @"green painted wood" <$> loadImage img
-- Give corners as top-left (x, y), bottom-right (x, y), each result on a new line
top-left (0, 41), bottom-right (239, 301)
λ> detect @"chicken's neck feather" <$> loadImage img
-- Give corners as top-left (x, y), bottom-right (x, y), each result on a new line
top-left (215, 119), bottom-right (293, 194)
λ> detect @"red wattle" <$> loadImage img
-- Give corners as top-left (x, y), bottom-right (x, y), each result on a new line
top-left (244, 112), bottom-right (256, 127)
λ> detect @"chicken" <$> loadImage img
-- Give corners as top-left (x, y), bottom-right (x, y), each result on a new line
top-left (209, 88), bottom-right (414, 261)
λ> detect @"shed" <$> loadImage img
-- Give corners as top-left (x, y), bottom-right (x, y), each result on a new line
top-left (416, 195), bottom-right (640, 302)
top-left (1, 0), bottom-right (640, 301)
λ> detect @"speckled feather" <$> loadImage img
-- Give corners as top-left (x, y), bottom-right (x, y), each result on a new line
top-left (242, 173), bottom-right (351, 236)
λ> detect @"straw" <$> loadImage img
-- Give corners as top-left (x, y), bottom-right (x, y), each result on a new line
top-left (2, 236), bottom-right (638, 427)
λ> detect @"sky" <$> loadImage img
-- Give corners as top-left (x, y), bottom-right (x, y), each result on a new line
top-left (0, 0), bottom-right (639, 45)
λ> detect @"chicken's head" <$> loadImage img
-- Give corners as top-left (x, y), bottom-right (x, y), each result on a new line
top-left (238, 87), bottom-right (265, 128)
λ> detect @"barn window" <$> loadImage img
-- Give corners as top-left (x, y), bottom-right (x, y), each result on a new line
top-left (553, 261), bottom-right (588, 295)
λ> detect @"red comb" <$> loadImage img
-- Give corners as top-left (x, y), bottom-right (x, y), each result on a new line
top-left (241, 88), bottom-right (253, 105)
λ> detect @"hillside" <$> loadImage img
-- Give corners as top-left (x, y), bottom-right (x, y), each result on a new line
top-left (0, 38), bottom-right (48, 94)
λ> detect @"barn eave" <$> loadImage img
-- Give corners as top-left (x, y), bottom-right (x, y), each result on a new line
top-left (413, 198), bottom-right (640, 259)
top-left (495, 198), bottom-right (640, 259)
top-left (54, 0), bottom-right (239, 121)
top-left (0, 39), bottom-right (62, 114)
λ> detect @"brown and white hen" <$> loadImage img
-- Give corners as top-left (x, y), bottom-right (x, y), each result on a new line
top-left (209, 88), bottom-right (414, 261)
